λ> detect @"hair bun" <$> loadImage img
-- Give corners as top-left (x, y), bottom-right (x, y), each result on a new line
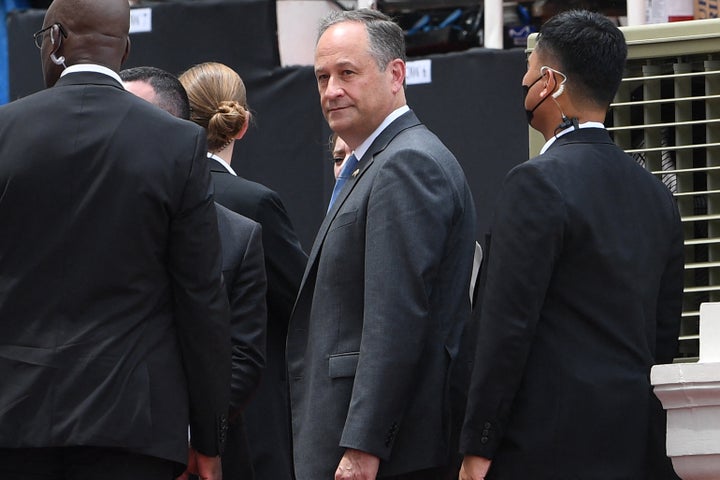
top-left (216, 100), bottom-right (243, 116)
top-left (206, 100), bottom-right (249, 152)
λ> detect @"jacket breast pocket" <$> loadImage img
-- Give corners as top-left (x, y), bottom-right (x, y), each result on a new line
top-left (328, 352), bottom-right (359, 378)
top-left (329, 210), bottom-right (357, 231)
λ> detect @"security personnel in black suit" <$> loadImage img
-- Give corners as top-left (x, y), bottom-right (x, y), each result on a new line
top-left (459, 10), bottom-right (683, 480)
top-left (0, 1), bottom-right (230, 479)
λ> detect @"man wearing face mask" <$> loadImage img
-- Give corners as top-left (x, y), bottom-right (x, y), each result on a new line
top-left (458, 10), bottom-right (683, 480)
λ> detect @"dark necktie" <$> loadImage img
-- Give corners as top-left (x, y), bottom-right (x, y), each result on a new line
top-left (327, 153), bottom-right (359, 212)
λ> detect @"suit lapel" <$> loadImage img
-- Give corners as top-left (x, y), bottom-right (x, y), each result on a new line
top-left (298, 110), bottom-right (422, 293)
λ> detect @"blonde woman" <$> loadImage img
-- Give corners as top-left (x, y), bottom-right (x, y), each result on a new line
top-left (180, 62), bottom-right (306, 480)
top-left (180, 62), bottom-right (250, 169)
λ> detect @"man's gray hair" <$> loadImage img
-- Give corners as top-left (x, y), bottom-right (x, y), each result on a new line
top-left (317, 8), bottom-right (406, 70)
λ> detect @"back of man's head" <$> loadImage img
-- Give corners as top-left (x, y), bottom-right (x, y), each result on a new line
top-left (41, 0), bottom-right (130, 86)
top-left (536, 10), bottom-right (627, 108)
top-left (120, 66), bottom-right (190, 120)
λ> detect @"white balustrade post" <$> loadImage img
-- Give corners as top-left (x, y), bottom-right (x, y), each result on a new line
top-left (651, 302), bottom-right (720, 479)
top-left (484, 0), bottom-right (504, 49)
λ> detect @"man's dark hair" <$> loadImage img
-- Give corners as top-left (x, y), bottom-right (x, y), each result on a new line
top-left (536, 10), bottom-right (627, 108)
top-left (120, 66), bottom-right (190, 120)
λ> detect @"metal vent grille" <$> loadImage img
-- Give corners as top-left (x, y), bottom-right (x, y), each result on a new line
top-left (528, 19), bottom-right (720, 361)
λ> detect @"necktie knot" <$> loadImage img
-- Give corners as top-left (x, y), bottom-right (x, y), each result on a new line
top-left (327, 154), bottom-right (359, 212)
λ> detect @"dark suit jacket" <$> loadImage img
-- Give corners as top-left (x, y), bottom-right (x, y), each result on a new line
top-left (215, 204), bottom-right (267, 480)
top-left (0, 72), bottom-right (230, 467)
top-left (460, 128), bottom-right (683, 480)
top-left (210, 159), bottom-right (307, 480)
top-left (287, 110), bottom-right (477, 479)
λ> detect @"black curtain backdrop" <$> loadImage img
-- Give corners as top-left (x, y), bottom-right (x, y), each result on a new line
top-left (7, 1), bottom-right (528, 251)
top-left (405, 47), bottom-right (528, 245)
top-left (8, 1), bottom-right (279, 99)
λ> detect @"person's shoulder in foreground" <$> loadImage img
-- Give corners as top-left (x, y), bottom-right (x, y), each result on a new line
top-left (0, 1), bottom-right (230, 479)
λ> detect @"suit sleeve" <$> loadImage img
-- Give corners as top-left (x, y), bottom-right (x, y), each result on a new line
top-left (654, 194), bottom-right (684, 365)
top-left (459, 163), bottom-right (565, 459)
top-left (338, 149), bottom-right (460, 459)
top-left (229, 222), bottom-right (268, 418)
top-left (168, 130), bottom-right (231, 457)
top-left (254, 191), bottom-right (307, 327)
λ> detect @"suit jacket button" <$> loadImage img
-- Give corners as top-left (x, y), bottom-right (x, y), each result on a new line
top-left (484, 422), bottom-right (491, 429)
top-left (480, 436), bottom-right (489, 444)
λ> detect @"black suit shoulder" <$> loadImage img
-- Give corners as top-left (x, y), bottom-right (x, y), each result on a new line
top-left (209, 166), bottom-right (307, 322)
top-left (211, 169), bottom-right (278, 219)
top-left (215, 203), bottom-right (260, 270)
top-left (521, 129), bottom-right (674, 202)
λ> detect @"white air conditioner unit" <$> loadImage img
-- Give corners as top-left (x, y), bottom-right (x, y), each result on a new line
top-left (528, 18), bottom-right (720, 361)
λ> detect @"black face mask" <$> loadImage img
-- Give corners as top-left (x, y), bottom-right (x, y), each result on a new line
top-left (522, 74), bottom-right (547, 125)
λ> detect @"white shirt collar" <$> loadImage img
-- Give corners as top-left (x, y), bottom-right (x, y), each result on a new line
top-left (539, 121), bottom-right (605, 155)
top-left (353, 105), bottom-right (410, 161)
top-left (207, 152), bottom-right (237, 176)
top-left (60, 64), bottom-right (123, 85)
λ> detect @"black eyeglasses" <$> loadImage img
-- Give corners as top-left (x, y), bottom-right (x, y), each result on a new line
top-left (33, 23), bottom-right (67, 49)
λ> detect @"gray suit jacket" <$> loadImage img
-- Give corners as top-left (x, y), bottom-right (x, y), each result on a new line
top-left (287, 110), bottom-right (477, 479)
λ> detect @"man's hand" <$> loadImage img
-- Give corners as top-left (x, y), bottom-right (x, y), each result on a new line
top-left (174, 446), bottom-right (196, 480)
top-left (334, 448), bottom-right (380, 480)
top-left (459, 455), bottom-right (491, 480)
top-left (175, 447), bottom-right (223, 480)
top-left (195, 450), bottom-right (222, 480)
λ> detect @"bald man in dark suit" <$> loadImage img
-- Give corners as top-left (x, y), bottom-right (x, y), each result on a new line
top-left (0, 1), bottom-right (229, 479)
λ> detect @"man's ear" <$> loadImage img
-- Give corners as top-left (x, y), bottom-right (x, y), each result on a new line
top-left (121, 37), bottom-right (131, 66)
top-left (539, 68), bottom-right (554, 98)
top-left (49, 24), bottom-right (62, 54)
top-left (388, 59), bottom-right (405, 93)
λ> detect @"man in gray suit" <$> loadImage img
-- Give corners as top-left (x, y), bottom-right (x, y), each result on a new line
top-left (287, 9), bottom-right (477, 480)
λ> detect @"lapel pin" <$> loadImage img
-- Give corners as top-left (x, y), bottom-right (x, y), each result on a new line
top-left (352, 169), bottom-right (360, 178)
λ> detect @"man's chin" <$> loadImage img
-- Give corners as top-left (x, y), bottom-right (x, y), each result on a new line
top-left (327, 114), bottom-right (351, 133)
